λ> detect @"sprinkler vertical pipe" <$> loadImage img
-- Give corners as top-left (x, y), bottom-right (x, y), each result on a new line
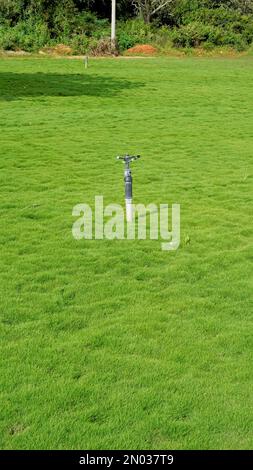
top-left (116, 155), bottom-right (141, 223)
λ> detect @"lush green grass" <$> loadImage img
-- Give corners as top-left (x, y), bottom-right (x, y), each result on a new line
top-left (0, 56), bottom-right (252, 450)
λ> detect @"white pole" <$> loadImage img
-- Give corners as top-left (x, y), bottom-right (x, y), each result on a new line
top-left (126, 198), bottom-right (133, 223)
top-left (111, 0), bottom-right (116, 48)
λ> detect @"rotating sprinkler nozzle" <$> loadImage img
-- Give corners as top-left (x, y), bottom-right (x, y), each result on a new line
top-left (116, 154), bottom-right (141, 222)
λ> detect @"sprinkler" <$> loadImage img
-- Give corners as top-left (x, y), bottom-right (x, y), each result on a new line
top-left (116, 154), bottom-right (141, 222)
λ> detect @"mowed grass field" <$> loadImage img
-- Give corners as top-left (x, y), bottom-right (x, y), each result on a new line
top-left (0, 56), bottom-right (252, 450)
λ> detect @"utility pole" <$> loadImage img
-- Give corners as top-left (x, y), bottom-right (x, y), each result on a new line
top-left (111, 0), bottom-right (116, 50)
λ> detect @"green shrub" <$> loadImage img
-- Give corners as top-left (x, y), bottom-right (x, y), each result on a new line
top-left (202, 41), bottom-right (215, 51)
top-left (170, 18), bottom-right (250, 50)
top-left (0, 20), bottom-right (50, 51)
top-left (171, 0), bottom-right (201, 26)
top-left (183, 6), bottom-right (241, 27)
top-left (221, 31), bottom-right (246, 51)
top-left (69, 34), bottom-right (90, 54)
top-left (121, 19), bottom-right (153, 40)
top-left (153, 26), bottom-right (172, 49)
top-left (79, 12), bottom-right (110, 38)
top-left (168, 4), bottom-right (253, 49)
top-left (117, 31), bottom-right (136, 51)
top-left (171, 22), bottom-right (223, 48)
top-left (0, 26), bottom-right (17, 50)
top-left (176, 6), bottom-right (253, 47)
top-left (117, 19), bottom-right (154, 52)
top-left (239, 16), bottom-right (253, 44)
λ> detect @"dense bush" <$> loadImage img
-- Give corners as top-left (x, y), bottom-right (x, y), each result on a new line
top-left (117, 19), bottom-right (154, 51)
top-left (170, 19), bottom-right (247, 50)
top-left (171, 22), bottom-right (222, 47)
top-left (0, 0), bottom-right (253, 53)
top-left (169, 5), bottom-right (253, 50)
top-left (0, 19), bottom-right (50, 51)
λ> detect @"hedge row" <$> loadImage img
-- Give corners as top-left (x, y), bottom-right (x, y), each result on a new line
top-left (1, 7), bottom-right (253, 53)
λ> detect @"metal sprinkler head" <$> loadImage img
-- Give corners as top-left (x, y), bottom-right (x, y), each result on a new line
top-left (116, 154), bottom-right (140, 167)
top-left (116, 154), bottom-right (141, 222)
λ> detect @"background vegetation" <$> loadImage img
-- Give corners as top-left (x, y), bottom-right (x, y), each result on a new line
top-left (1, 1), bottom-right (253, 53)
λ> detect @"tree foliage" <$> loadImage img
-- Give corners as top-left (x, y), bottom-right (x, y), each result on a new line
top-left (1, 0), bottom-right (253, 52)
top-left (131, 1), bottom-right (176, 23)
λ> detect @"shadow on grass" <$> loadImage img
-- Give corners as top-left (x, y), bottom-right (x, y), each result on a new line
top-left (0, 72), bottom-right (143, 100)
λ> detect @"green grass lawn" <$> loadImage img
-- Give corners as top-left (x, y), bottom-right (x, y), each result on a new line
top-left (0, 56), bottom-right (252, 450)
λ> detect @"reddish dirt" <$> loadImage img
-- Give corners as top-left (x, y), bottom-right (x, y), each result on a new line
top-left (126, 44), bottom-right (158, 55)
